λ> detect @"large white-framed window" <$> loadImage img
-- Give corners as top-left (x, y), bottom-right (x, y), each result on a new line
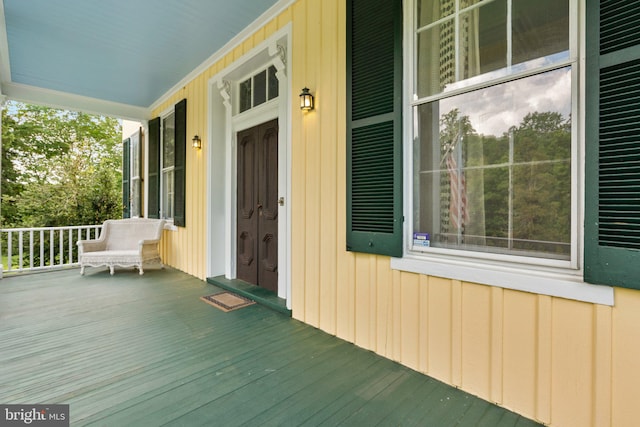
top-left (161, 110), bottom-right (175, 221)
top-left (393, 0), bottom-right (613, 305)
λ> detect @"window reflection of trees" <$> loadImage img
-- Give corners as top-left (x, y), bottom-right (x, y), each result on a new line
top-left (413, 0), bottom-right (573, 260)
top-left (430, 108), bottom-right (571, 259)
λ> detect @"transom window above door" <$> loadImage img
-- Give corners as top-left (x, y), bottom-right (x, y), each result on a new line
top-left (237, 65), bottom-right (279, 114)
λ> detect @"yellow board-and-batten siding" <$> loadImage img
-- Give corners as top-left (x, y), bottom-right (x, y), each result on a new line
top-left (150, 1), bottom-right (639, 426)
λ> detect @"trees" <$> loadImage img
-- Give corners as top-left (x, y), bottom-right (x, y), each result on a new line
top-left (433, 108), bottom-right (571, 257)
top-left (512, 111), bottom-right (571, 255)
top-left (474, 111), bottom-right (571, 256)
top-left (1, 102), bottom-right (123, 228)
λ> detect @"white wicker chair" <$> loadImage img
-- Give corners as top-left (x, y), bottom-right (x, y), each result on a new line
top-left (77, 218), bottom-right (165, 275)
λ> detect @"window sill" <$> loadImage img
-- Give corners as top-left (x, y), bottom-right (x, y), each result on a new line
top-left (390, 254), bottom-right (614, 306)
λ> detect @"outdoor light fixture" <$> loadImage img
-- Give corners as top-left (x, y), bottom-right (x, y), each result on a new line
top-left (192, 135), bottom-right (202, 149)
top-left (299, 87), bottom-right (314, 111)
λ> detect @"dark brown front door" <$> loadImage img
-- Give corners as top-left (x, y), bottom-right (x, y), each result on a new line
top-left (237, 119), bottom-right (278, 292)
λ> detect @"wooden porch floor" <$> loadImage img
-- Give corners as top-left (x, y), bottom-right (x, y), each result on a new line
top-left (0, 268), bottom-right (541, 426)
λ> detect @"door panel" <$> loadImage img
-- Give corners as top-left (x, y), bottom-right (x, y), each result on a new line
top-left (237, 119), bottom-right (278, 292)
top-left (237, 129), bottom-right (258, 285)
top-left (258, 122), bottom-right (278, 291)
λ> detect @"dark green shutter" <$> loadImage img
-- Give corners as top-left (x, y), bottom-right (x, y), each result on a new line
top-left (122, 138), bottom-right (130, 218)
top-left (147, 117), bottom-right (161, 219)
top-left (174, 98), bottom-right (187, 227)
top-left (585, 0), bottom-right (640, 289)
top-left (346, 0), bottom-right (403, 257)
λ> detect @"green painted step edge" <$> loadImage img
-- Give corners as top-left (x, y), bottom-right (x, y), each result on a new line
top-left (206, 275), bottom-right (292, 317)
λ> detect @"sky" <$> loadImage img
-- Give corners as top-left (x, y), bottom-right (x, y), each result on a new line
top-left (441, 66), bottom-right (572, 137)
top-left (440, 67), bottom-right (571, 136)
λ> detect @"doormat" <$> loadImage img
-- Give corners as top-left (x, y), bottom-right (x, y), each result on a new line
top-left (200, 292), bottom-right (256, 312)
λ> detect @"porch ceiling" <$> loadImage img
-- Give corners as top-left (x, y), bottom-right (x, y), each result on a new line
top-left (0, 0), bottom-right (282, 119)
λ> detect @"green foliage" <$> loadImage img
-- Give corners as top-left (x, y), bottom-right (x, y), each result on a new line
top-left (512, 112), bottom-right (571, 254)
top-left (1, 101), bottom-right (123, 228)
top-left (435, 109), bottom-right (571, 256)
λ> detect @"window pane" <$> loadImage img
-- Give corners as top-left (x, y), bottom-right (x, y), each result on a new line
top-left (459, 0), bottom-right (507, 80)
top-left (162, 170), bottom-right (174, 220)
top-left (512, 0), bottom-right (569, 66)
top-left (162, 113), bottom-right (175, 168)
top-left (268, 65), bottom-right (279, 100)
top-left (417, 18), bottom-right (456, 97)
top-left (417, 0), bottom-right (508, 98)
top-left (253, 70), bottom-right (267, 106)
top-left (417, 0), bottom-right (455, 27)
top-left (239, 78), bottom-right (251, 113)
top-left (416, 0), bottom-right (569, 99)
top-left (413, 68), bottom-right (572, 259)
top-left (131, 178), bottom-right (141, 217)
top-left (131, 133), bottom-right (140, 177)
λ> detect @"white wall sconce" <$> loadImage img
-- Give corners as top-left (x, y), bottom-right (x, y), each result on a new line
top-left (299, 87), bottom-right (314, 111)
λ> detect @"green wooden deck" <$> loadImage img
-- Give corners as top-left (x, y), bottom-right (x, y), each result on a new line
top-left (0, 268), bottom-right (542, 426)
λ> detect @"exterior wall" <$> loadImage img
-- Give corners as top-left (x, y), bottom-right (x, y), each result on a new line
top-left (150, 8), bottom-right (294, 280)
top-left (296, 257), bottom-right (640, 427)
top-left (150, 1), bottom-right (640, 426)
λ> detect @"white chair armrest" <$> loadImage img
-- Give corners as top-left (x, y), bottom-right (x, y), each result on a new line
top-left (139, 239), bottom-right (161, 258)
top-left (77, 239), bottom-right (106, 253)
top-left (138, 238), bottom-right (160, 247)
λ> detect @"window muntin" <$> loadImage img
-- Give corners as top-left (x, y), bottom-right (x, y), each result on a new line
top-left (411, 0), bottom-right (574, 263)
top-left (415, 0), bottom-right (570, 99)
top-left (161, 112), bottom-right (175, 220)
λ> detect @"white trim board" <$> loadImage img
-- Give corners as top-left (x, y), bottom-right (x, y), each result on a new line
top-left (2, 82), bottom-right (150, 121)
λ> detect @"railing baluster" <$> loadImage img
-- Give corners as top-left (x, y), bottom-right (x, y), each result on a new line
top-left (68, 229), bottom-right (73, 265)
top-left (50, 229), bottom-right (55, 267)
top-left (18, 231), bottom-right (24, 272)
top-left (7, 230), bottom-right (12, 271)
top-left (40, 230), bottom-right (45, 267)
top-left (58, 229), bottom-right (63, 266)
top-left (29, 230), bottom-right (34, 270)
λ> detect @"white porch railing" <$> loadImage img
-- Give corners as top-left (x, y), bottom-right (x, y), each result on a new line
top-left (1, 225), bottom-right (102, 274)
